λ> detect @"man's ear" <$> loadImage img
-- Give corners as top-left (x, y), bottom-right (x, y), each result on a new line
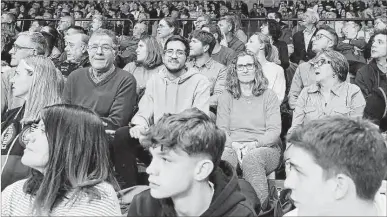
top-left (194, 159), bottom-right (214, 181)
top-left (332, 173), bottom-right (351, 200)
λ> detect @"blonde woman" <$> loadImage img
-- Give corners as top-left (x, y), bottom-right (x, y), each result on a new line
top-left (246, 32), bottom-right (286, 102)
top-left (1, 56), bottom-right (64, 191)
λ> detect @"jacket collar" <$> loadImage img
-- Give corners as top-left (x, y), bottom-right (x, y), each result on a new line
top-left (308, 82), bottom-right (347, 96)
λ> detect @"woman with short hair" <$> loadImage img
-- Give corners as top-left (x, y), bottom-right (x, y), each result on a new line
top-left (1, 56), bottom-right (64, 190)
top-left (289, 50), bottom-right (366, 135)
top-left (217, 52), bottom-right (281, 207)
top-left (1, 104), bottom-right (121, 216)
top-left (156, 17), bottom-right (179, 48)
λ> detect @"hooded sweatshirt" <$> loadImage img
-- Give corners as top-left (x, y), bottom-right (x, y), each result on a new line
top-left (127, 161), bottom-right (257, 217)
top-left (131, 66), bottom-right (211, 127)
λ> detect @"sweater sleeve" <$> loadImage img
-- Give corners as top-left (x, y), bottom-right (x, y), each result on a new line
top-left (131, 76), bottom-right (155, 128)
top-left (216, 92), bottom-right (233, 147)
top-left (288, 88), bottom-right (308, 136)
top-left (273, 67), bottom-right (286, 103)
top-left (210, 66), bottom-right (227, 107)
top-left (349, 85), bottom-right (366, 118)
top-left (288, 65), bottom-right (303, 109)
top-left (254, 90), bottom-right (281, 146)
top-left (100, 75), bottom-right (137, 130)
top-left (62, 71), bottom-right (74, 104)
top-left (193, 77), bottom-right (211, 115)
top-left (1, 180), bottom-right (13, 216)
top-left (355, 66), bottom-right (372, 98)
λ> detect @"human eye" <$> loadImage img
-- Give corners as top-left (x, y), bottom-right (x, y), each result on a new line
top-left (161, 157), bottom-right (171, 163)
top-left (177, 50), bottom-right (185, 56)
top-left (247, 63), bottom-right (254, 69)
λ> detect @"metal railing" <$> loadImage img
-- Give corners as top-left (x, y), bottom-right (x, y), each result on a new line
top-left (16, 17), bottom-right (374, 37)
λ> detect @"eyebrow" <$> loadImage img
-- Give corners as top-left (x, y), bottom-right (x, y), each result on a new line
top-left (285, 158), bottom-right (305, 173)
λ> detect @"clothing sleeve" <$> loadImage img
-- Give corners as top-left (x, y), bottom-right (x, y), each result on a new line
top-left (354, 67), bottom-right (371, 98)
top-left (131, 76), bottom-right (155, 128)
top-left (100, 76), bottom-right (137, 130)
top-left (288, 88), bottom-right (308, 136)
top-left (234, 42), bottom-right (246, 54)
top-left (278, 42), bottom-right (290, 70)
top-left (193, 77), bottom-right (211, 115)
top-left (349, 85), bottom-right (366, 118)
top-left (350, 38), bottom-right (366, 49)
top-left (273, 67), bottom-right (286, 102)
top-left (292, 32), bottom-right (302, 64)
top-left (62, 72), bottom-right (73, 104)
top-left (226, 50), bottom-right (237, 66)
top-left (288, 65), bottom-right (303, 109)
top-left (216, 92), bottom-right (232, 147)
top-left (210, 66), bottom-right (227, 107)
top-left (1, 73), bottom-right (9, 115)
top-left (254, 91), bottom-right (281, 146)
top-left (1, 182), bottom-right (13, 216)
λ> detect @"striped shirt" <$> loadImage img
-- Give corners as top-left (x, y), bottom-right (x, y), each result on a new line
top-left (1, 179), bottom-right (121, 216)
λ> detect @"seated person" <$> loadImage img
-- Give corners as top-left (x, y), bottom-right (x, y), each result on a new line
top-left (123, 35), bottom-right (164, 95)
top-left (355, 29), bottom-right (387, 131)
top-left (336, 21), bottom-right (366, 78)
top-left (128, 108), bottom-right (257, 217)
top-left (63, 29), bottom-right (137, 130)
top-left (285, 116), bottom-right (386, 216)
top-left (57, 33), bottom-right (90, 78)
top-left (217, 52), bottom-right (281, 207)
top-left (111, 35), bottom-right (210, 188)
top-left (2, 104), bottom-right (121, 216)
top-left (246, 32), bottom-right (286, 102)
top-left (288, 26), bottom-right (338, 109)
top-left (289, 50), bottom-right (365, 135)
top-left (187, 30), bottom-right (227, 108)
top-left (1, 56), bottom-right (63, 191)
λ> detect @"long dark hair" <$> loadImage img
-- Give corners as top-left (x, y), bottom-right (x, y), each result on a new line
top-left (23, 104), bottom-right (119, 215)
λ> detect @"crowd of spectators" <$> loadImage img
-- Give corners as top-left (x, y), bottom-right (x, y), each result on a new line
top-left (1, 0), bottom-right (387, 217)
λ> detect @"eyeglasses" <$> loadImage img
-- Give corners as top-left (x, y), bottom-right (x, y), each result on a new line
top-left (88, 44), bottom-right (114, 53)
top-left (313, 34), bottom-right (333, 41)
top-left (311, 59), bottom-right (331, 68)
top-left (165, 49), bottom-right (185, 57)
top-left (236, 63), bottom-right (255, 71)
top-left (12, 44), bottom-right (35, 52)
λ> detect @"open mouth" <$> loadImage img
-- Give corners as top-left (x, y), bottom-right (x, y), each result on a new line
top-left (315, 71), bottom-right (320, 75)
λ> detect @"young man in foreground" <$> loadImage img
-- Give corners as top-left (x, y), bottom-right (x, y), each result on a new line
top-left (285, 116), bottom-right (387, 216)
top-left (128, 108), bottom-right (256, 216)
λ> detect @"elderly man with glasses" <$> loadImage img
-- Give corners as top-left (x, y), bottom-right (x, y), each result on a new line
top-left (1, 31), bottom-right (47, 115)
top-left (110, 35), bottom-right (211, 188)
top-left (288, 26), bottom-right (339, 110)
top-left (63, 29), bottom-right (137, 131)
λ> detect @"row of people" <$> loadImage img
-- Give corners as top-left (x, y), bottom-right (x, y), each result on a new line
top-left (1, 10), bottom-right (387, 217)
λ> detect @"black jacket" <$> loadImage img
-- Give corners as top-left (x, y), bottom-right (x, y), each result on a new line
top-left (292, 29), bottom-right (317, 64)
top-left (127, 161), bottom-right (257, 217)
top-left (273, 40), bottom-right (290, 70)
top-left (355, 60), bottom-right (387, 130)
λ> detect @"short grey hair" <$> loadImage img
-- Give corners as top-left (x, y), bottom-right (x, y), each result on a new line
top-left (90, 29), bottom-right (118, 48)
top-left (65, 33), bottom-right (89, 46)
top-left (93, 15), bottom-right (108, 29)
top-left (17, 31), bottom-right (47, 56)
top-left (306, 8), bottom-right (320, 24)
top-left (319, 50), bottom-right (349, 82)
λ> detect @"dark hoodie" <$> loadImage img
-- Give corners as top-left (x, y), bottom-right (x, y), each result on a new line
top-left (127, 161), bottom-right (257, 217)
top-left (355, 59), bottom-right (387, 131)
